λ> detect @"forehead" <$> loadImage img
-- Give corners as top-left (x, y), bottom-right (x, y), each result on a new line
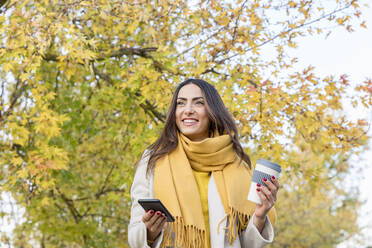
top-left (177, 84), bottom-right (203, 98)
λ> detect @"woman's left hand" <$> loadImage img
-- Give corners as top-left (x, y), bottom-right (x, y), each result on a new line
top-left (253, 176), bottom-right (280, 232)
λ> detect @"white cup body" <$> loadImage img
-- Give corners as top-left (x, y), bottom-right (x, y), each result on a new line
top-left (247, 161), bottom-right (281, 205)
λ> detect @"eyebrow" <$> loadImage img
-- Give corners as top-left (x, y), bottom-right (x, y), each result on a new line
top-left (177, 97), bottom-right (204, 101)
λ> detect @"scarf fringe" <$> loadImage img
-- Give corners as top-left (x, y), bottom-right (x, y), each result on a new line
top-left (161, 217), bottom-right (206, 248)
top-left (217, 207), bottom-right (254, 244)
top-left (162, 207), bottom-right (254, 247)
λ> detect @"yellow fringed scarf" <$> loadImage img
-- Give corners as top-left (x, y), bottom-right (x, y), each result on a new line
top-left (154, 132), bottom-right (276, 247)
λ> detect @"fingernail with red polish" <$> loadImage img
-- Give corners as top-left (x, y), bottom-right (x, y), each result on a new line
top-left (156, 212), bottom-right (161, 215)
top-left (149, 210), bottom-right (154, 214)
top-left (263, 178), bottom-right (267, 182)
top-left (257, 183), bottom-right (261, 187)
top-left (256, 188), bottom-right (261, 192)
top-left (272, 176), bottom-right (275, 180)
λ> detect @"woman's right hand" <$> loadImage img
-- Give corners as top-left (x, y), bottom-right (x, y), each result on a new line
top-left (142, 210), bottom-right (167, 244)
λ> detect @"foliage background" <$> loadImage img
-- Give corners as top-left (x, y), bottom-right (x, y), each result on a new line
top-left (0, 0), bottom-right (371, 247)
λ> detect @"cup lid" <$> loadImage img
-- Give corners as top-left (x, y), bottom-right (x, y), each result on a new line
top-left (257, 158), bottom-right (282, 172)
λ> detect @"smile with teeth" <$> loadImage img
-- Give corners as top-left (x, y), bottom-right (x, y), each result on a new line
top-left (182, 119), bottom-right (198, 126)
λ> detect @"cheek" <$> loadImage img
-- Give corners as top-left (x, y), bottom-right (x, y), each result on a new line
top-left (203, 118), bottom-right (210, 129)
top-left (175, 110), bottom-right (182, 125)
top-left (201, 111), bottom-right (210, 128)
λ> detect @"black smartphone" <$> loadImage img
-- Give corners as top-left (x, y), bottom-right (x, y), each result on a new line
top-left (138, 199), bottom-right (175, 222)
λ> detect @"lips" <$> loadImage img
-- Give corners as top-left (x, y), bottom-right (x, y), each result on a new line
top-left (182, 118), bottom-right (198, 126)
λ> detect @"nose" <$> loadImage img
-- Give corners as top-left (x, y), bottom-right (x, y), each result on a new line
top-left (185, 103), bottom-right (194, 115)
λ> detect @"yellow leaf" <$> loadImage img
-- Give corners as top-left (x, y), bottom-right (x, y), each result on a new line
top-left (16, 169), bottom-right (28, 179)
top-left (41, 197), bottom-right (51, 206)
top-left (337, 18), bottom-right (344, 25)
top-left (288, 1), bottom-right (297, 7)
top-left (11, 157), bottom-right (24, 166)
top-left (2, 62), bottom-right (14, 72)
top-left (20, 73), bottom-right (30, 81)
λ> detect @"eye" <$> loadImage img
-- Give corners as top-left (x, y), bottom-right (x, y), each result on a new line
top-left (176, 101), bottom-right (184, 106)
top-left (196, 101), bottom-right (204, 105)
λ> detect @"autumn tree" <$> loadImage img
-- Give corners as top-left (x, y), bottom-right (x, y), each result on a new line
top-left (268, 136), bottom-right (365, 248)
top-left (0, 0), bottom-right (371, 247)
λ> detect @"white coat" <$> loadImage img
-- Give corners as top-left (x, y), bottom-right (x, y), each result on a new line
top-left (128, 153), bottom-right (274, 248)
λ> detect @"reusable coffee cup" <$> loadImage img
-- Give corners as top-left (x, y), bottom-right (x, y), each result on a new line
top-left (247, 159), bottom-right (282, 205)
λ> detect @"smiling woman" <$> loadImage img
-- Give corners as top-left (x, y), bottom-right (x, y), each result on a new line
top-left (175, 84), bottom-right (210, 141)
top-left (128, 79), bottom-right (279, 248)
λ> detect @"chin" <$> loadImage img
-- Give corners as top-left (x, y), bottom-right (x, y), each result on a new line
top-left (181, 130), bottom-right (197, 137)
top-left (177, 125), bottom-right (208, 141)
top-left (183, 132), bottom-right (207, 141)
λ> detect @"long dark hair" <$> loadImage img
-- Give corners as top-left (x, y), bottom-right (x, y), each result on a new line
top-left (146, 79), bottom-right (251, 174)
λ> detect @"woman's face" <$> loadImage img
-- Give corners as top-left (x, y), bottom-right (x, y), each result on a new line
top-left (175, 84), bottom-right (210, 141)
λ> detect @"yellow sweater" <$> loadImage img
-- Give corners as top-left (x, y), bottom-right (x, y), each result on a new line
top-left (192, 169), bottom-right (211, 248)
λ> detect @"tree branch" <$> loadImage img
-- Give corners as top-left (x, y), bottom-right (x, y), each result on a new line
top-left (56, 188), bottom-right (82, 223)
top-left (93, 68), bottom-right (166, 122)
top-left (95, 163), bottom-right (116, 198)
top-left (231, 0), bottom-right (249, 46)
top-left (215, 3), bottom-right (354, 65)
top-left (0, 0), bottom-right (8, 12)
top-left (176, 26), bottom-right (226, 57)
top-left (0, 78), bottom-right (27, 123)
top-left (97, 47), bottom-right (157, 60)
top-left (42, 47), bottom-right (157, 63)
